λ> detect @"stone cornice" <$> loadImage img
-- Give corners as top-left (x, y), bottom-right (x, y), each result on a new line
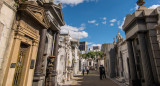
top-left (123, 7), bottom-right (158, 31)
top-left (18, 2), bottom-right (50, 29)
top-left (17, 20), bottom-right (40, 41)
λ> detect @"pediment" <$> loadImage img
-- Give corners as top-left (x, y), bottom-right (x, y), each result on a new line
top-left (18, 2), bottom-right (50, 29)
top-left (52, 4), bottom-right (65, 26)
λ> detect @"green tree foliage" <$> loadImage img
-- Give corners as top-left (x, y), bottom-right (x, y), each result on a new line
top-left (81, 51), bottom-right (103, 59)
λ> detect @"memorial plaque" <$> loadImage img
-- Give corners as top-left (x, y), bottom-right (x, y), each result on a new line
top-left (30, 60), bottom-right (35, 69)
top-left (10, 63), bottom-right (16, 68)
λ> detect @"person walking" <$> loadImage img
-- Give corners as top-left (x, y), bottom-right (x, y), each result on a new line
top-left (82, 67), bottom-right (85, 76)
top-left (86, 67), bottom-right (89, 75)
top-left (102, 66), bottom-right (106, 79)
top-left (99, 65), bottom-right (103, 80)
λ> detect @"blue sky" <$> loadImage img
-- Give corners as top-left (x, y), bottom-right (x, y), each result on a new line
top-left (57, 0), bottom-right (160, 47)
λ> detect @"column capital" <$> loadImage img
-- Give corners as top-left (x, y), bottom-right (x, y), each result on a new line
top-left (32, 40), bottom-right (39, 46)
top-left (14, 32), bottom-right (24, 40)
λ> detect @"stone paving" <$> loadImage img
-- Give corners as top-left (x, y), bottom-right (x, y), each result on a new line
top-left (62, 70), bottom-right (119, 86)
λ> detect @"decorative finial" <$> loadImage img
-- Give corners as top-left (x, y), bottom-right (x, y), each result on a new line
top-left (137, 0), bottom-right (145, 6)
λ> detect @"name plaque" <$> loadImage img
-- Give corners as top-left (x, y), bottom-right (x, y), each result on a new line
top-left (30, 60), bottom-right (35, 69)
top-left (10, 63), bottom-right (16, 68)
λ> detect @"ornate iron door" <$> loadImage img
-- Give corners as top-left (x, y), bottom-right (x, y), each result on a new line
top-left (12, 44), bottom-right (28, 86)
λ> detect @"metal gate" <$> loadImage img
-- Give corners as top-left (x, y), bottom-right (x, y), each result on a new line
top-left (12, 44), bottom-right (28, 86)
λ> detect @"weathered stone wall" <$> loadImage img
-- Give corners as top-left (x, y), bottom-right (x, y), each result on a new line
top-left (101, 43), bottom-right (115, 77)
top-left (148, 29), bottom-right (160, 84)
top-left (119, 42), bottom-right (129, 83)
top-left (0, 1), bottom-right (16, 85)
top-left (56, 40), bottom-right (66, 84)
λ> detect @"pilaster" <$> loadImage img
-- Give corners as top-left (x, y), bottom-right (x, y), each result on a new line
top-left (127, 40), bottom-right (138, 86)
top-left (138, 33), bottom-right (154, 86)
top-left (33, 29), bottom-right (47, 85)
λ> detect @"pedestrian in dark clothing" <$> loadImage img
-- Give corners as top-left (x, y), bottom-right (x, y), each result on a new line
top-left (102, 67), bottom-right (106, 79)
top-left (99, 65), bottom-right (103, 80)
top-left (82, 67), bottom-right (85, 76)
top-left (99, 65), bottom-right (106, 80)
top-left (86, 67), bottom-right (89, 75)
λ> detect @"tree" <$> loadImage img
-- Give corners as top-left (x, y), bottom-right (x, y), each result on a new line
top-left (81, 51), bottom-right (104, 59)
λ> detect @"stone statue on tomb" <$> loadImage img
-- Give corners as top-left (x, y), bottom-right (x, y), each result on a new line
top-left (116, 32), bottom-right (124, 43)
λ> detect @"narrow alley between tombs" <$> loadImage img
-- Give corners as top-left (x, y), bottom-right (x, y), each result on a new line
top-left (0, 0), bottom-right (160, 86)
top-left (62, 70), bottom-right (119, 86)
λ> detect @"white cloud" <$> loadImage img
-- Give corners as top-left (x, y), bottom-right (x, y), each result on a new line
top-left (55, 0), bottom-right (98, 6)
top-left (87, 42), bottom-right (93, 45)
top-left (88, 20), bottom-right (96, 23)
top-left (60, 24), bottom-right (88, 39)
top-left (130, 9), bottom-right (133, 11)
top-left (110, 19), bottom-right (117, 23)
top-left (110, 23), bottom-right (114, 26)
top-left (118, 17), bottom-right (126, 29)
top-left (135, 4), bottom-right (139, 10)
top-left (102, 21), bottom-right (107, 24)
top-left (103, 17), bottom-right (107, 20)
top-left (79, 23), bottom-right (86, 30)
top-left (95, 23), bottom-right (99, 26)
top-left (55, 0), bottom-right (83, 5)
top-left (86, 0), bottom-right (98, 2)
top-left (149, 5), bottom-right (160, 9)
top-left (117, 20), bottom-right (121, 26)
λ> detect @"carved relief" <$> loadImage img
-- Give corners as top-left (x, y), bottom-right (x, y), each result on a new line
top-left (18, 3), bottom-right (50, 28)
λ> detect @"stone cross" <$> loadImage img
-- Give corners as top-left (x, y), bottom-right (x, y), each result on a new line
top-left (137, 0), bottom-right (145, 6)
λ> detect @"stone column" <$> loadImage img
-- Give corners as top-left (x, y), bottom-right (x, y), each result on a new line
top-left (53, 31), bottom-right (60, 70)
top-left (33, 29), bottom-right (47, 85)
top-left (27, 41), bottom-right (39, 86)
top-left (46, 31), bottom-right (60, 86)
top-left (138, 33), bottom-right (154, 86)
top-left (127, 40), bottom-right (138, 86)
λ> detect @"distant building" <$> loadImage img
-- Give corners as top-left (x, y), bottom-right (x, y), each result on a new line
top-left (93, 46), bottom-right (100, 51)
top-left (79, 41), bottom-right (88, 52)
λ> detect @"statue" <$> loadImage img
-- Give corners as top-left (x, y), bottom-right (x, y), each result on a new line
top-left (116, 32), bottom-right (124, 43)
top-left (137, 0), bottom-right (145, 6)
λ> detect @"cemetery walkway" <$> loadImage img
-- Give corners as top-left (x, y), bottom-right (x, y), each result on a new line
top-left (63, 70), bottom-right (119, 86)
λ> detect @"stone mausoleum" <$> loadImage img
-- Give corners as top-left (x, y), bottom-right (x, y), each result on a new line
top-left (123, 2), bottom-right (160, 86)
top-left (0, 0), bottom-right (65, 86)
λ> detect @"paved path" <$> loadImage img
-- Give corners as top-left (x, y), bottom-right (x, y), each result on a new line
top-left (63, 70), bottom-right (119, 86)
